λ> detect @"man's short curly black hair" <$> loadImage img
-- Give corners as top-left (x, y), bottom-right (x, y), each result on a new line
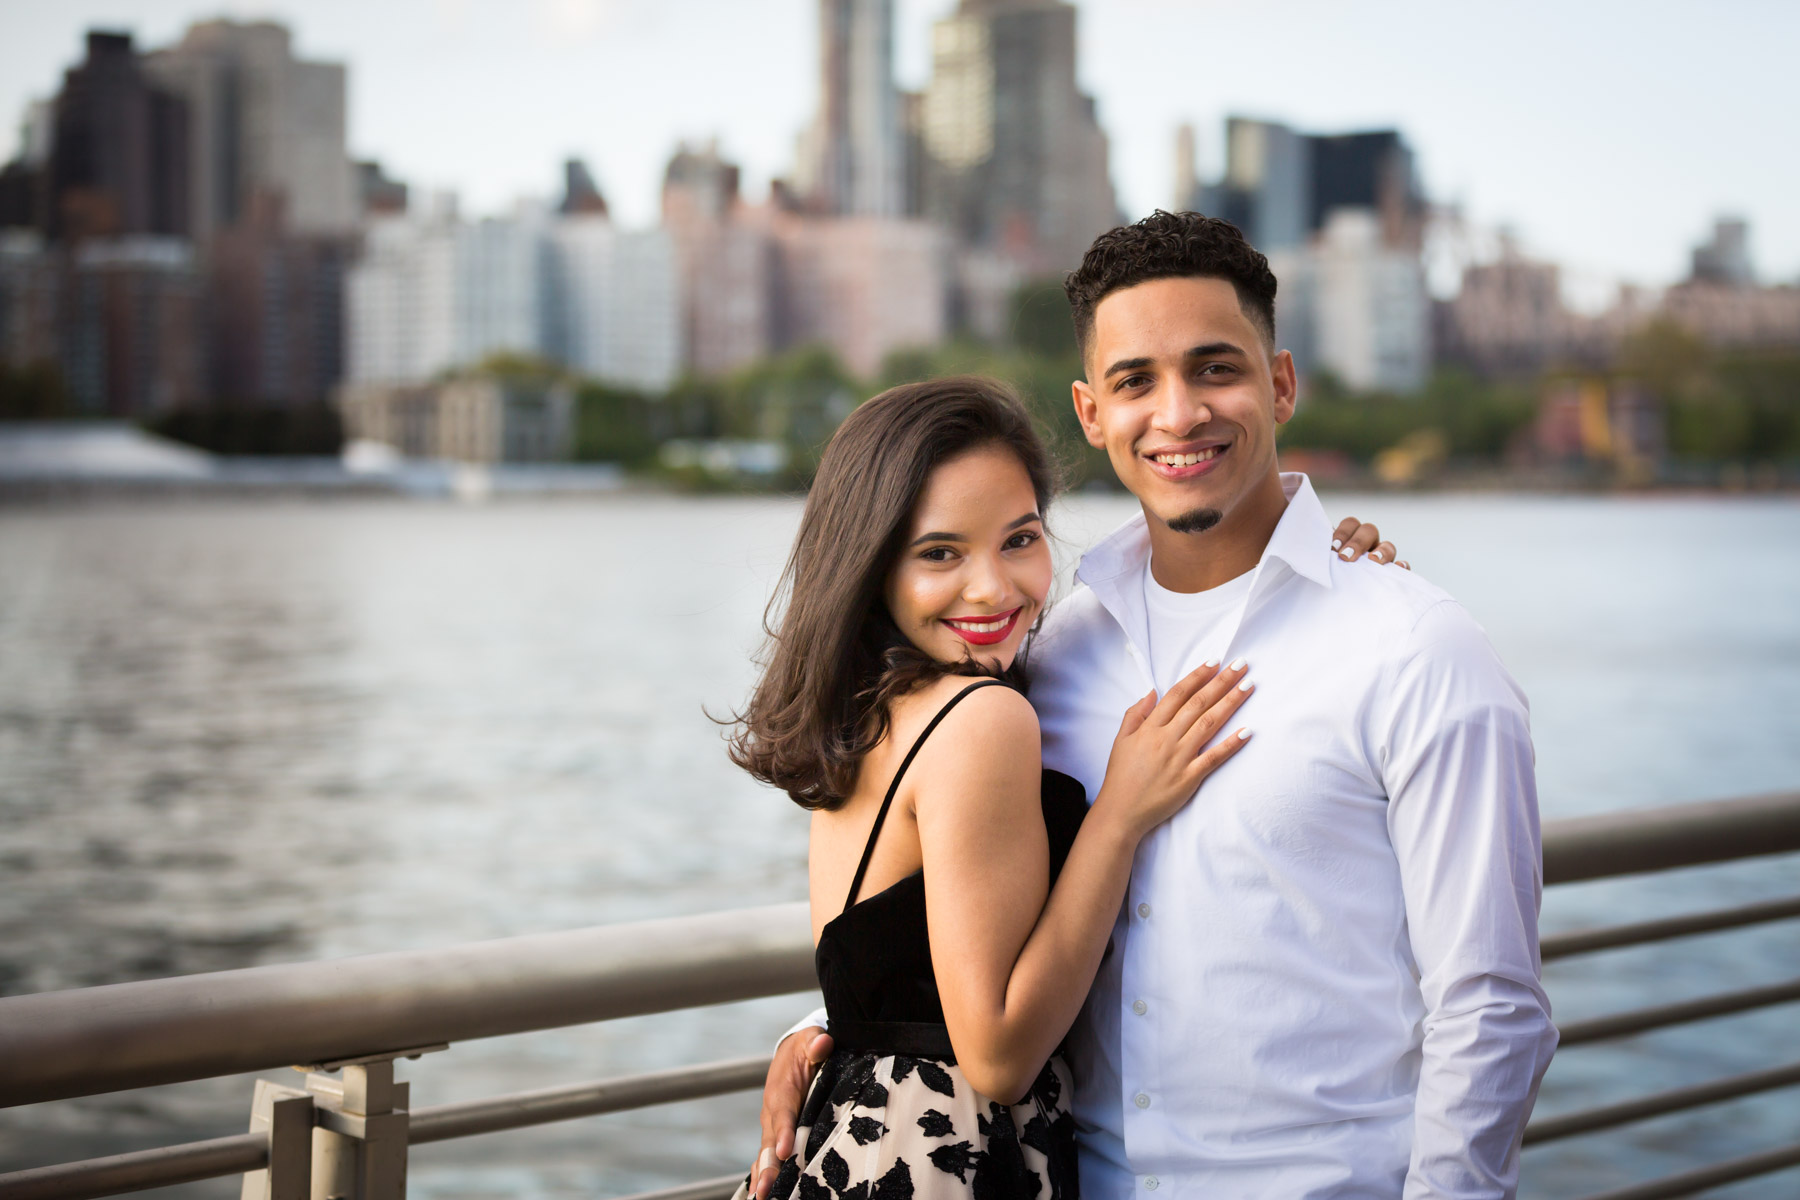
top-left (1064, 210), bottom-right (1278, 363)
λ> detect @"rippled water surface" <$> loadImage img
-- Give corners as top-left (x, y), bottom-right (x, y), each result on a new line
top-left (1, 492), bottom-right (1797, 1198)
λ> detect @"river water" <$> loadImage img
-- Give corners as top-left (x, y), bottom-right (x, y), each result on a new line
top-left (1, 492), bottom-right (1797, 1198)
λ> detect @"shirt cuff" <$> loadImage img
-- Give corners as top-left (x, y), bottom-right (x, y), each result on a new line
top-left (776, 1006), bottom-right (830, 1055)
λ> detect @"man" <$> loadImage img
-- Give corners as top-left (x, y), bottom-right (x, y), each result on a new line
top-left (757, 212), bottom-right (1555, 1198)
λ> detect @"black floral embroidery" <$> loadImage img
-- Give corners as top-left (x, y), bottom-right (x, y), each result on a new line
top-left (771, 1050), bottom-right (1074, 1200)
top-left (917, 1108), bottom-right (955, 1138)
top-left (830, 1056), bottom-right (879, 1108)
top-left (915, 1060), bottom-right (957, 1097)
top-left (870, 1161), bottom-right (913, 1200)
top-left (928, 1140), bottom-right (982, 1181)
top-left (1019, 1112), bottom-right (1052, 1155)
top-left (821, 1149), bottom-right (851, 1193)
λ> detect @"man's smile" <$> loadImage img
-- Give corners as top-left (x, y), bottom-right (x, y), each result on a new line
top-left (1146, 440), bottom-right (1230, 480)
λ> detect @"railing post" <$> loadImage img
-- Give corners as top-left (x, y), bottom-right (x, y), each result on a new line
top-left (297, 1046), bottom-right (442, 1200)
top-left (242, 1079), bottom-right (314, 1200)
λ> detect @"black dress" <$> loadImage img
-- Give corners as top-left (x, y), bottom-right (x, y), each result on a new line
top-left (768, 680), bottom-right (1086, 1200)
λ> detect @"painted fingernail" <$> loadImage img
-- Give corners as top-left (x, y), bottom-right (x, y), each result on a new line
top-left (1369, 549), bottom-right (1383, 562)
top-left (1203, 657), bottom-right (1219, 668)
top-left (1331, 538), bottom-right (1342, 550)
top-left (1228, 657), bottom-right (1247, 671)
top-left (1236, 728), bottom-right (1253, 740)
top-left (1238, 678), bottom-right (1254, 692)
top-left (1339, 548), bottom-right (1355, 560)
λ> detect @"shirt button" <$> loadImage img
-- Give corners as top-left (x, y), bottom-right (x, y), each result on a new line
top-left (1132, 999), bottom-right (1147, 1015)
top-left (1137, 902), bottom-right (1151, 919)
top-left (1134, 1092), bottom-right (1151, 1108)
top-left (1144, 1177), bottom-right (1160, 1191)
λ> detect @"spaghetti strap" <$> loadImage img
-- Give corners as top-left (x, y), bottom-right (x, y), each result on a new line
top-left (842, 679), bottom-right (1011, 914)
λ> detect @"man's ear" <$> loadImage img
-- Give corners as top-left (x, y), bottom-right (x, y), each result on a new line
top-left (1270, 349), bottom-right (1298, 426)
top-left (1071, 378), bottom-right (1106, 449)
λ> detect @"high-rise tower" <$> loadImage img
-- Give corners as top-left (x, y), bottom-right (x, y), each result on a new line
top-left (920, 0), bottom-right (1117, 273)
top-left (143, 20), bottom-right (355, 238)
top-left (797, 0), bottom-right (903, 217)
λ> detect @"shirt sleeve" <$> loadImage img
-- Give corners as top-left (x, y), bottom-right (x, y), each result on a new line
top-left (1381, 600), bottom-right (1559, 1200)
top-left (776, 1006), bottom-right (830, 1054)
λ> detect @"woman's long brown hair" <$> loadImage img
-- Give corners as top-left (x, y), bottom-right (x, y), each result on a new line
top-left (729, 376), bottom-right (1056, 810)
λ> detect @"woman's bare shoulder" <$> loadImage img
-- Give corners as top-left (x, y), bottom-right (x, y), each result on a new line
top-left (898, 675), bottom-right (1038, 738)
top-left (900, 677), bottom-right (1040, 798)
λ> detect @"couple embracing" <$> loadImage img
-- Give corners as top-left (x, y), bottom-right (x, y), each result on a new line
top-left (728, 212), bottom-right (1557, 1200)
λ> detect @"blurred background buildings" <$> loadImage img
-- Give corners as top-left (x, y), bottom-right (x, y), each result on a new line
top-left (1, 4), bottom-right (1797, 482)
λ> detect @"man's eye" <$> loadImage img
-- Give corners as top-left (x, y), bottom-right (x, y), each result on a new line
top-left (1118, 374), bottom-right (1151, 391)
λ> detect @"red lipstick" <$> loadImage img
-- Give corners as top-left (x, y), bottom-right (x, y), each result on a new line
top-left (942, 607), bottom-right (1022, 646)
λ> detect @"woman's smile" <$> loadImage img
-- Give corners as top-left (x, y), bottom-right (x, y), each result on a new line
top-left (942, 607), bottom-right (1023, 646)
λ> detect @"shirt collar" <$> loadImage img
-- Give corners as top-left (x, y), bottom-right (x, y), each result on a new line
top-left (1074, 472), bottom-right (1335, 653)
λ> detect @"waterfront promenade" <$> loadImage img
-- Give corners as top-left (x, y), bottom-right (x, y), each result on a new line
top-left (1, 493), bottom-right (1797, 1197)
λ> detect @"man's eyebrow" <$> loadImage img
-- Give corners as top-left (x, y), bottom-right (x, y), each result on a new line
top-left (1104, 343), bottom-right (1245, 380)
top-left (1186, 341), bottom-right (1247, 359)
top-left (908, 513), bottom-right (1040, 548)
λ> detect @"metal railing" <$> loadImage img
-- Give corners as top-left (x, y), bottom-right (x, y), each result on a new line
top-left (1, 790), bottom-right (1797, 1200)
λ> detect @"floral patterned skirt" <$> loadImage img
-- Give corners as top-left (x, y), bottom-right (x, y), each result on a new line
top-left (764, 1049), bottom-right (1078, 1200)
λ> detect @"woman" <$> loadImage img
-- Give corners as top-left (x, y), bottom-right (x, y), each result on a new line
top-left (730, 377), bottom-right (1256, 1198)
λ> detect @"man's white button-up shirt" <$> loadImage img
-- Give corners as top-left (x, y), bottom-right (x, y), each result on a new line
top-left (1031, 474), bottom-right (1557, 1200)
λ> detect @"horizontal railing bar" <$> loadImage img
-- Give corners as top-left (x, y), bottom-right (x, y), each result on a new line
top-left (1524, 1060), bottom-right (1800, 1144)
top-left (616, 1174), bottom-right (742, 1200)
top-left (1556, 977), bottom-right (1800, 1046)
top-left (0, 1057), bottom-right (775, 1198)
top-left (1542, 790), bottom-right (1800, 884)
top-left (1541, 894), bottom-right (1800, 960)
top-left (1576, 1140), bottom-right (1800, 1200)
top-left (0, 1132), bottom-right (265, 1200)
top-left (409, 1056), bottom-right (770, 1144)
top-left (0, 793), bottom-right (1793, 1111)
top-left (0, 901), bottom-right (815, 1108)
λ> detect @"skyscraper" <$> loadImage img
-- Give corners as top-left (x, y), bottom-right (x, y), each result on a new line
top-left (662, 141), bottom-right (773, 377)
top-left (1173, 124), bottom-right (1199, 212)
top-left (919, 0), bottom-right (1116, 273)
top-left (798, 0), bottom-right (903, 217)
top-left (1206, 118), bottom-right (1423, 254)
top-left (143, 20), bottom-right (356, 239)
top-left (43, 32), bottom-right (190, 240)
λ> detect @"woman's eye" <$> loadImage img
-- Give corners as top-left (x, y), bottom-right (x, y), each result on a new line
top-left (1005, 531), bottom-right (1040, 550)
top-left (920, 547), bottom-right (955, 563)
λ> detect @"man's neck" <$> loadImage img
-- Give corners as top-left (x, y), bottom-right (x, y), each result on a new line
top-left (1144, 468), bottom-right (1290, 593)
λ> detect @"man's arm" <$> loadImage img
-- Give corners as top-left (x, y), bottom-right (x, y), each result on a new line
top-left (751, 1010), bottom-right (831, 1199)
top-left (1382, 600), bottom-right (1558, 1200)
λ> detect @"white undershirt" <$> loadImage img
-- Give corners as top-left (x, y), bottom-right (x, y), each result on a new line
top-left (1141, 563), bottom-right (1255, 695)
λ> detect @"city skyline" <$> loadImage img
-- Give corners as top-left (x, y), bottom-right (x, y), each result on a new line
top-left (3, 0), bottom-right (1796, 296)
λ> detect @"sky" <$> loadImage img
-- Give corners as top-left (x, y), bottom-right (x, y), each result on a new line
top-left (3, 0), bottom-right (1796, 297)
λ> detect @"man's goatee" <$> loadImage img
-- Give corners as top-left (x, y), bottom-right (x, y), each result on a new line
top-left (1168, 507), bottom-right (1222, 534)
